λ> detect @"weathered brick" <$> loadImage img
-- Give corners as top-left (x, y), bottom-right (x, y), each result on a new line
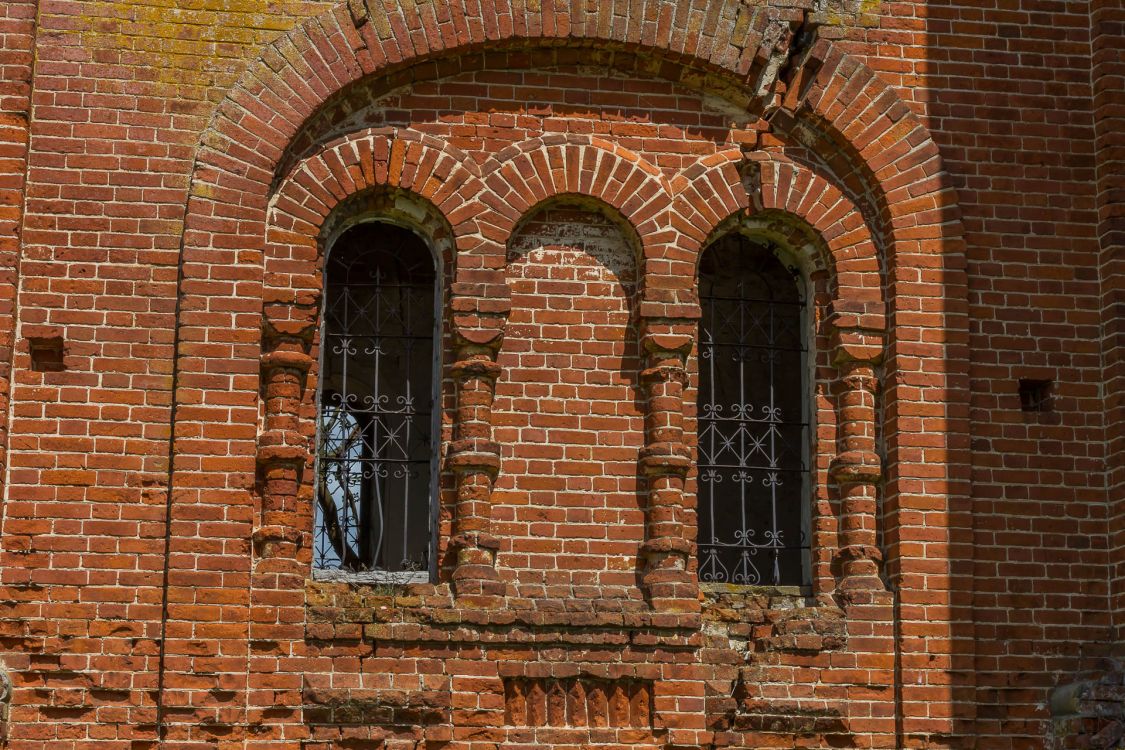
top-left (0, 1), bottom-right (1118, 749)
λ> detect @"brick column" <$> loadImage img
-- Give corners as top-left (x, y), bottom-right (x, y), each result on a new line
top-left (448, 275), bottom-right (510, 600)
top-left (638, 319), bottom-right (698, 611)
top-left (256, 339), bottom-right (313, 550)
top-left (249, 330), bottom-right (314, 744)
top-left (830, 328), bottom-right (885, 597)
top-left (448, 344), bottom-right (504, 598)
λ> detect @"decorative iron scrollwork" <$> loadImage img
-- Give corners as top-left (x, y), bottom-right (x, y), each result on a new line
top-left (697, 234), bottom-right (808, 586)
top-left (314, 223), bottom-right (440, 580)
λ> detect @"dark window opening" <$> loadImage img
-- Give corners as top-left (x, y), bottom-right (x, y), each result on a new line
top-left (696, 234), bottom-right (808, 586)
top-left (28, 336), bottom-right (65, 372)
top-left (314, 222), bottom-right (439, 579)
top-left (1019, 378), bottom-right (1053, 413)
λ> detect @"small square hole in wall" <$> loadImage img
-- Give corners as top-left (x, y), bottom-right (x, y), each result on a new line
top-left (28, 336), bottom-right (65, 372)
top-left (1018, 379), bottom-right (1053, 412)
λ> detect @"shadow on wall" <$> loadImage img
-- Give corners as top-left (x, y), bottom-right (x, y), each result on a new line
top-left (921, 0), bottom-right (1114, 745)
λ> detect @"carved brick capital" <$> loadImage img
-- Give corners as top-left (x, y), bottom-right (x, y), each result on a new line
top-left (261, 349), bottom-right (314, 373)
top-left (447, 439), bottom-right (502, 475)
top-left (452, 317), bottom-right (506, 348)
top-left (642, 332), bottom-right (694, 356)
top-left (450, 279), bottom-right (512, 349)
top-left (829, 450), bottom-right (882, 482)
top-left (832, 326), bottom-right (884, 365)
top-left (262, 318), bottom-right (317, 344)
top-left (639, 314), bottom-right (697, 359)
top-left (452, 358), bottom-right (503, 381)
top-left (639, 442), bottom-right (692, 475)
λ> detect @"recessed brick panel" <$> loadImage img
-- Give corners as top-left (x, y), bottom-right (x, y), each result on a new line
top-left (493, 204), bottom-right (644, 596)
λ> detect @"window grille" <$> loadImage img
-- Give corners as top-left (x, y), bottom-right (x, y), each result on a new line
top-left (696, 234), bottom-right (809, 586)
top-left (314, 222), bottom-right (439, 580)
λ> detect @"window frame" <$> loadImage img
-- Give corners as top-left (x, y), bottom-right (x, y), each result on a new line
top-left (693, 231), bottom-right (815, 589)
top-left (311, 217), bottom-right (445, 585)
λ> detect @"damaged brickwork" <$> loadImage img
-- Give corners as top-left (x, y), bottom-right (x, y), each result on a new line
top-left (1050, 663), bottom-right (1125, 750)
top-left (0, 1), bottom-right (1120, 750)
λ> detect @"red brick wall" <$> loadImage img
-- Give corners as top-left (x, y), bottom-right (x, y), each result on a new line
top-left (0, 0), bottom-right (333, 744)
top-left (1092, 0), bottom-right (1125, 651)
top-left (0, 0), bottom-right (33, 526)
top-left (0, 0), bottom-right (31, 733)
top-left (0, 0), bottom-right (1117, 749)
top-left (830, 0), bottom-right (1121, 742)
top-left (876, 1), bottom-right (1113, 747)
top-left (495, 204), bottom-right (644, 596)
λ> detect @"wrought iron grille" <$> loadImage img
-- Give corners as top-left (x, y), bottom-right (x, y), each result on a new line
top-left (696, 234), bottom-right (808, 586)
top-left (314, 222), bottom-right (439, 579)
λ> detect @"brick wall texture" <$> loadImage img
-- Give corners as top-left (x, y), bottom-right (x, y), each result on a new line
top-left (0, 0), bottom-right (1119, 749)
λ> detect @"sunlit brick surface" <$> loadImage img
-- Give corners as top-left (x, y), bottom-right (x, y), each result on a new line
top-left (0, 1), bottom-right (1120, 749)
top-left (494, 205), bottom-right (644, 596)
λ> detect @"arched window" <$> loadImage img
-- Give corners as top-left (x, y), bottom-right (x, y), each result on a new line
top-left (696, 234), bottom-right (808, 586)
top-left (313, 222), bottom-right (440, 581)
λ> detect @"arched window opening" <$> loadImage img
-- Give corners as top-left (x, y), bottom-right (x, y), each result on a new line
top-left (314, 221), bottom-right (440, 581)
top-left (696, 233), bottom-right (809, 586)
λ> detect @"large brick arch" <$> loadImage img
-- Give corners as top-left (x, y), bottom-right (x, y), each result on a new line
top-left (165, 0), bottom-right (972, 743)
top-left (177, 1), bottom-right (964, 342)
top-left (187, 2), bottom-right (966, 263)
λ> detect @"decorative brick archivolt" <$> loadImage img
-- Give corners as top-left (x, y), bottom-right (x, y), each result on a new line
top-left (180, 4), bottom-right (965, 405)
top-left (668, 149), bottom-right (881, 301)
top-left (474, 133), bottom-right (672, 251)
top-left (267, 2), bottom-right (804, 184)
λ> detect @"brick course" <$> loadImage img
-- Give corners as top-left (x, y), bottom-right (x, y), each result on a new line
top-left (0, 1), bottom-right (1117, 749)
